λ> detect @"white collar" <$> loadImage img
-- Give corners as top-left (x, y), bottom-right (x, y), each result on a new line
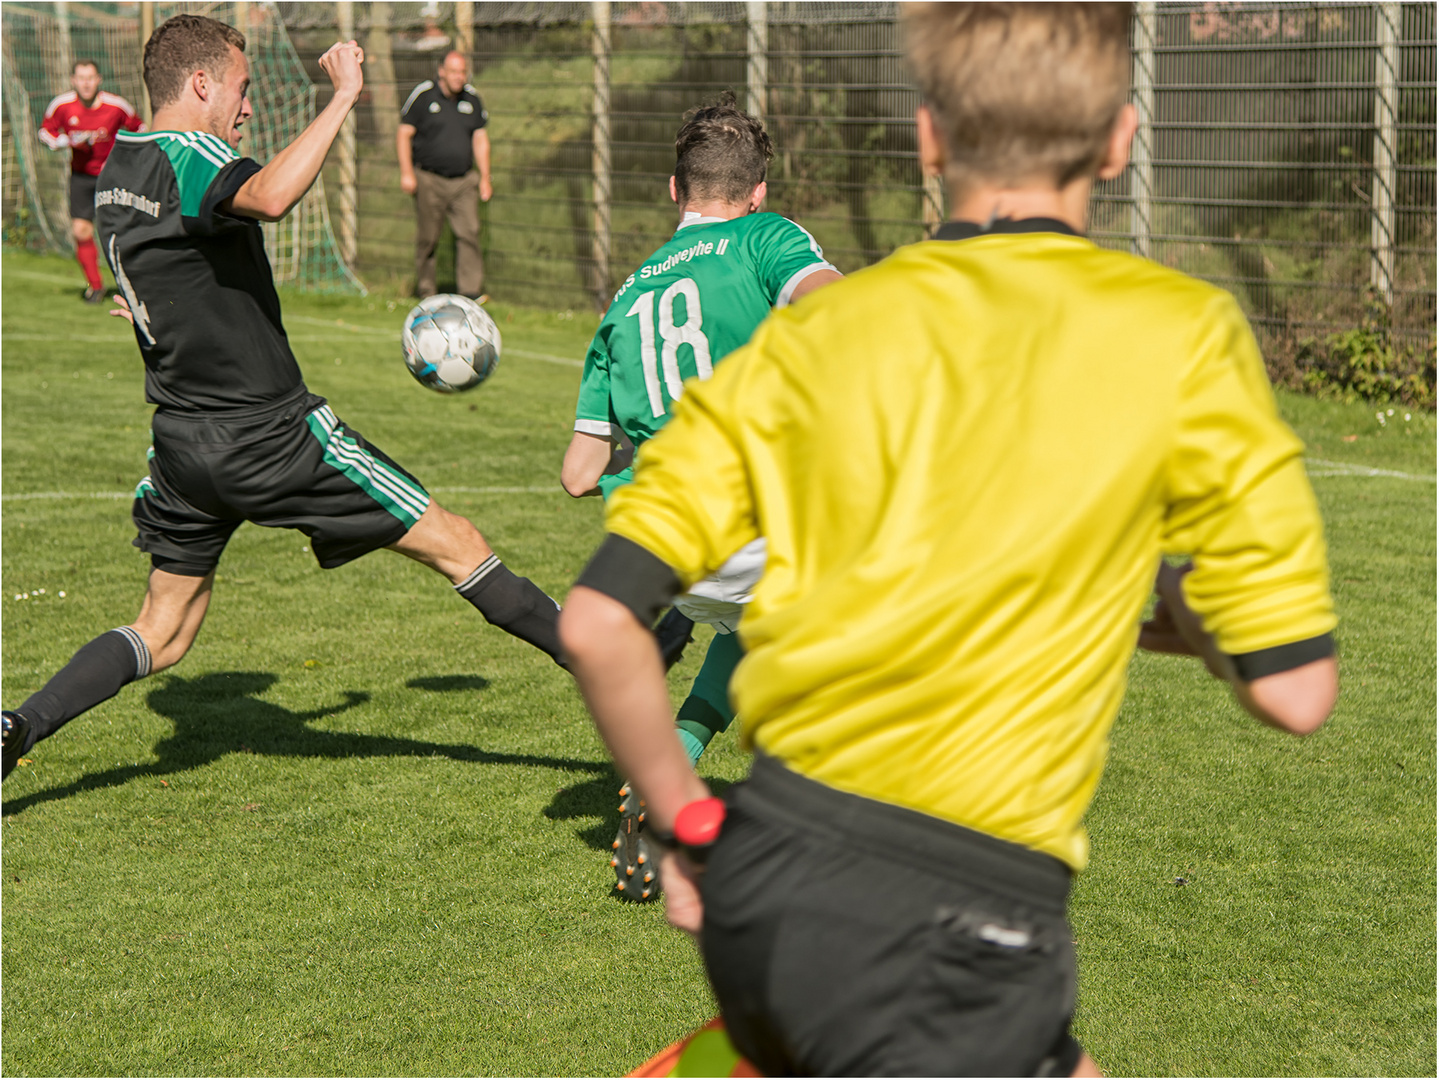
top-left (676, 212), bottom-right (728, 231)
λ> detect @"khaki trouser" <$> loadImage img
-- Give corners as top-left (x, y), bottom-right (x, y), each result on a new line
top-left (413, 168), bottom-right (483, 298)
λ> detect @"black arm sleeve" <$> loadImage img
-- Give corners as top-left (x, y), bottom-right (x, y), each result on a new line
top-left (1229, 632), bottom-right (1336, 681)
top-left (574, 534), bottom-right (683, 628)
top-left (187, 158), bottom-right (263, 235)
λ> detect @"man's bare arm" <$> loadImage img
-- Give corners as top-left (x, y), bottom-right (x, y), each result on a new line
top-left (561, 430), bottom-right (634, 497)
top-left (1140, 562), bottom-right (1337, 735)
top-left (473, 128), bottom-right (492, 202)
top-left (398, 123), bottom-right (418, 195)
top-left (228, 42), bottom-right (363, 222)
top-left (561, 431), bottom-right (613, 497)
top-left (559, 586), bottom-right (710, 829)
top-left (788, 267), bottom-right (843, 304)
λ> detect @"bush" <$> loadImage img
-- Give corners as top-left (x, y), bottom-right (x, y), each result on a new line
top-left (1268, 289), bottom-right (1436, 409)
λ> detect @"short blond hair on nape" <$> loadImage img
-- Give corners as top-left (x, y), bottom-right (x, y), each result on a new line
top-left (904, 2), bottom-right (1132, 197)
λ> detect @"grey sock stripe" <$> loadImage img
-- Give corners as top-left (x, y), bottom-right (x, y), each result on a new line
top-left (455, 554), bottom-right (502, 594)
top-left (113, 626), bottom-right (152, 679)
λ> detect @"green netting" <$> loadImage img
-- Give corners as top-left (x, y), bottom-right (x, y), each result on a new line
top-left (1, 0), bottom-right (363, 293)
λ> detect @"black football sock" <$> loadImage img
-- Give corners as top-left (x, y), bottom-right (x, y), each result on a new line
top-left (13, 627), bottom-right (151, 753)
top-left (455, 555), bottom-right (567, 667)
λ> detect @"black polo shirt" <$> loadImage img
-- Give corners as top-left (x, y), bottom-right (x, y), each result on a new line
top-left (400, 80), bottom-right (488, 179)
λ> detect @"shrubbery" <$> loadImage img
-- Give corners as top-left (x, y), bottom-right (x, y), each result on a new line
top-left (1267, 289), bottom-right (1436, 409)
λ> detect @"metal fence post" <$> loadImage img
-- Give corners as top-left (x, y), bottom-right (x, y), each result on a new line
top-left (1370, 2), bottom-right (1400, 303)
top-left (139, 2), bottom-right (154, 124)
top-left (747, 1), bottom-right (767, 119)
top-left (336, 0), bottom-right (359, 269)
top-left (1130, 1), bottom-right (1157, 260)
top-left (455, 1), bottom-right (474, 57)
top-left (592, 0), bottom-right (612, 308)
top-left (53, 1), bottom-right (72, 81)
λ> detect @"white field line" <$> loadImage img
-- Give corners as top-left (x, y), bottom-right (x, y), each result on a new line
top-left (1305, 458), bottom-right (1434, 482)
top-left (4, 461), bottom-right (1430, 504)
top-left (3, 268), bottom-right (88, 287)
top-left (281, 316), bottom-right (585, 367)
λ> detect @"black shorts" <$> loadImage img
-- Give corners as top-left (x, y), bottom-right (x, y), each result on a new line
top-left (133, 387), bottom-right (431, 575)
top-left (69, 173), bottom-right (98, 221)
top-left (701, 755), bottom-right (1082, 1078)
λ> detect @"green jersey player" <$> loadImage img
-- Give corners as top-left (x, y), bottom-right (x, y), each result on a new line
top-left (562, 97), bottom-right (840, 899)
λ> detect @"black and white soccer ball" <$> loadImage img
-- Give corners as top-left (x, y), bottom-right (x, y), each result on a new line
top-left (401, 294), bottom-right (501, 393)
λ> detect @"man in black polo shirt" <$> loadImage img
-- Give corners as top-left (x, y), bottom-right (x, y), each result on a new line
top-left (398, 50), bottom-right (491, 300)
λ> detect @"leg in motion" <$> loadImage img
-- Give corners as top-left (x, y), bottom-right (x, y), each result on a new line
top-left (412, 170), bottom-right (447, 298)
top-left (449, 173), bottom-right (485, 299)
top-left (73, 217), bottom-right (104, 301)
top-left (675, 629), bottom-right (743, 765)
top-left (3, 568), bottom-right (214, 780)
top-left (389, 502), bottom-right (566, 666)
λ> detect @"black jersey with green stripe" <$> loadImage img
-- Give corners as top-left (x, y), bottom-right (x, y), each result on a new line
top-left (95, 129), bottom-right (302, 411)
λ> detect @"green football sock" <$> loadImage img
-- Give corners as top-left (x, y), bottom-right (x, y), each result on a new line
top-left (675, 630), bottom-right (744, 765)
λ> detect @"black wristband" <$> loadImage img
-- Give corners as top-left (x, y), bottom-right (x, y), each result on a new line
top-left (574, 534), bottom-right (682, 628)
top-left (1229, 632), bottom-right (1336, 681)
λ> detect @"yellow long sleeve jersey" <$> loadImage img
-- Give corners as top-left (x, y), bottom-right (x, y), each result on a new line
top-left (604, 227), bottom-right (1336, 870)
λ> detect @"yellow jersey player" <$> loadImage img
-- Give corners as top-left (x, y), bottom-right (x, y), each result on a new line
top-left (560, 4), bottom-right (1337, 1075)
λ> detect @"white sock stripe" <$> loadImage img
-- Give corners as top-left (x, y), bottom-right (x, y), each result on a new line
top-left (455, 554), bottom-right (502, 592)
top-left (113, 626), bottom-right (152, 678)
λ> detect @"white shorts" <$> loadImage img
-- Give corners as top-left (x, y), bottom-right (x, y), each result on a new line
top-left (671, 538), bottom-right (766, 634)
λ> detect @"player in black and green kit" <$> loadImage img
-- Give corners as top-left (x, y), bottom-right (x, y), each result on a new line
top-left (1, 16), bottom-right (567, 780)
top-left (561, 97), bottom-right (841, 897)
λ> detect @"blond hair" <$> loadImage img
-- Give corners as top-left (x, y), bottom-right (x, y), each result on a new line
top-left (904, 3), bottom-right (1132, 196)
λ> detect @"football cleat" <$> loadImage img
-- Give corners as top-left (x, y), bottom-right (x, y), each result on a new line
top-left (612, 782), bottom-right (660, 902)
top-left (82, 286), bottom-right (106, 305)
top-left (2, 710), bottom-right (34, 781)
top-left (652, 607), bottom-right (695, 672)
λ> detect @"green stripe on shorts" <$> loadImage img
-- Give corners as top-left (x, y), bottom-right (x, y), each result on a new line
top-left (304, 410), bottom-right (429, 528)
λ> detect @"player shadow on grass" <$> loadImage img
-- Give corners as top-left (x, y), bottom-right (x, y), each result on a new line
top-left (543, 773), bottom-right (737, 853)
top-left (1, 671), bottom-right (604, 817)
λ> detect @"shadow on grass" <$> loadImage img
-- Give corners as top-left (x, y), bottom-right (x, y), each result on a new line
top-left (2, 671), bottom-right (603, 817)
top-left (543, 772), bottom-right (738, 853)
top-left (406, 674), bottom-right (491, 693)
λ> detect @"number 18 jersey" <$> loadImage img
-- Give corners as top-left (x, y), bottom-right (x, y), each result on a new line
top-left (574, 212), bottom-right (834, 462)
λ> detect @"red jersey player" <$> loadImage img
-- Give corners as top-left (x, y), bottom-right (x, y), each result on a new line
top-left (39, 59), bottom-right (143, 303)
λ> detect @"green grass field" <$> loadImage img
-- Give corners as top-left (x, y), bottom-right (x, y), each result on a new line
top-left (3, 249), bottom-right (1434, 1077)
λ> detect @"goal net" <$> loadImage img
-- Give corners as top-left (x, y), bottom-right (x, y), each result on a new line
top-left (2, 1), bottom-right (363, 294)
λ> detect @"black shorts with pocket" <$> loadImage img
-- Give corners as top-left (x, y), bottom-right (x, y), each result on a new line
top-left (69, 172), bottom-right (98, 221)
top-left (132, 386), bottom-right (431, 575)
top-left (700, 754), bottom-right (1082, 1078)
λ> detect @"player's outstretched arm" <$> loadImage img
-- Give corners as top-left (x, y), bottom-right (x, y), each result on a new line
top-left (1140, 562), bottom-right (1337, 735)
top-left (228, 41), bottom-right (364, 221)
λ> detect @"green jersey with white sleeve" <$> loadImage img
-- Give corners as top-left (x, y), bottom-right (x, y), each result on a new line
top-left (574, 211), bottom-right (834, 496)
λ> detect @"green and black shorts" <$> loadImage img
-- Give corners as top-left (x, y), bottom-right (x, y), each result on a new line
top-left (132, 386), bottom-right (430, 576)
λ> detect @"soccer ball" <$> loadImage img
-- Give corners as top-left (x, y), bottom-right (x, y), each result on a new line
top-left (401, 294), bottom-right (501, 393)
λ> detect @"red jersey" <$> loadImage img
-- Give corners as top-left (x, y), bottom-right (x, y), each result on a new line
top-left (39, 91), bottom-right (143, 176)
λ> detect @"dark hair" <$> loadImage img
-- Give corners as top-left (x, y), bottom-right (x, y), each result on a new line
top-left (73, 59), bottom-right (100, 75)
top-left (144, 14), bottom-right (246, 110)
top-left (673, 91), bottom-right (773, 205)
